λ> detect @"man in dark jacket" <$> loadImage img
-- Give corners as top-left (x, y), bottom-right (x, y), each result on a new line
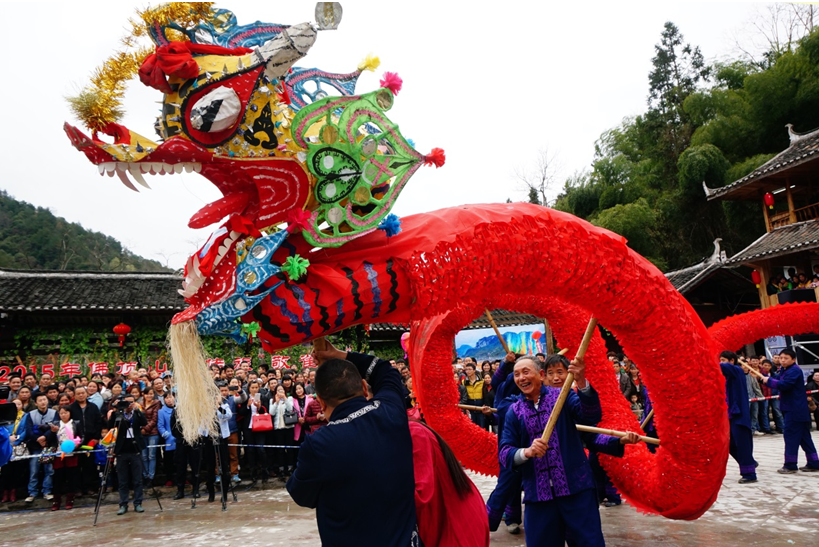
top-left (287, 341), bottom-right (420, 547)
top-left (718, 351), bottom-right (757, 483)
top-left (69, 386), bottom-right (102, 492)
top-left (761, 348), bottom-right (819, 473)
top-left (107, 394), bottom-right (147, 514)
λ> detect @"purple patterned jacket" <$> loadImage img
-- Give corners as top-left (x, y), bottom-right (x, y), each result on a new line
top-left (499, 384), bottom-right (602, 503)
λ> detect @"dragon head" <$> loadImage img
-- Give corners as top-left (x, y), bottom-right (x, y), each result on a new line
top-left (65, 4), bottom-right (444, 342)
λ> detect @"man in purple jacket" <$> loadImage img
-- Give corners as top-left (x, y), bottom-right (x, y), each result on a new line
top-left (499, 354), bottom-right (603, 547)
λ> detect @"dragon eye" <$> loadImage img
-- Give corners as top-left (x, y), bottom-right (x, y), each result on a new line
top-left (251, 245), bottom-right (268, 259)
top-left (189, 86), bottom-right (241, 133)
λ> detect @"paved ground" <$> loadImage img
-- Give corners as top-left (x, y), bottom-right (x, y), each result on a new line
top-left (2, 432), bottom-right (818, 546)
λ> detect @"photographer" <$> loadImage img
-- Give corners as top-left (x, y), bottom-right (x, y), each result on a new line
top-left (107, 394), bottom-right (147, 515)
top-left (202, 383), bottom-right (233, 503)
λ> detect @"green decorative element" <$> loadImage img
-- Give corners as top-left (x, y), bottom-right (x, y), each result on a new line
top-left (240, 321), bottom-right (262, 339)
top-left (291, 89), bottom-right (426, 248)
top-left (282, 254), bottom-right (310, 281)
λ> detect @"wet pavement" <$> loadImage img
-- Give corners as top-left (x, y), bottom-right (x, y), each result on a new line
top-left (2, 431), bottom-right (818, 546)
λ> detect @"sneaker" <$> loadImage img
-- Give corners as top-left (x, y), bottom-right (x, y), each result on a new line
top-left (507, 523), bottom-right (521, 535)
top-left (134, 504), bottom-right (144, 513)
top-left (24, 496), bottom-right (35, 503)
top-left (117, 505), bottom-right (128, 515)
top-left (603, 499), bottom-right (622, 507)
top-left (777, 467), bottom-right (798, 474)
top-left (45, 494), bottom-right (54, 501)
top-left (738, 477), bottom-right (758, 484)
top-left (799, 465), bottom-right (819, 472)
top-left (231, 475), bottom-right (241, 483)
top-left (753, 431), bottom-right (765, 437)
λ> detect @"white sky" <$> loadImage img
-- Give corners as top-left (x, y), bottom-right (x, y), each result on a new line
top-left (0, 1), bottom-right (771, 269)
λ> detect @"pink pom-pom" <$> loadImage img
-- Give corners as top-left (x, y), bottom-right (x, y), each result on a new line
top-left (423, 148), bottom-right (446, 168)
top-left (286, 209), bottom-right (312, 233)
top-left (379, 72), bottom-right (403, 95)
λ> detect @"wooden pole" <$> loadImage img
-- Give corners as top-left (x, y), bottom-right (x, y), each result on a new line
top-left (541, 317), bottom-right (598, 443)
top-left (640, 409), bottom-right (655, 431)
top-left (739, 359), bottom-right (765, 380)
top-left (575, 424), bottom-right (660, 446)
top-left (458, 404), bottom-right (497, 412)
top-left (485, 309), bottom-right (511, 355)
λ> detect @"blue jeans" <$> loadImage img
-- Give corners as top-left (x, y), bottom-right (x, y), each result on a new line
top-left (27, 452), bottom-right (53, 496)
top-left (771, 399), bottom-right (785, 431)
top-left (757, 400), bottom-right (772, 433)
top-left (749, 401), bottom-right (759, 431)
top-left (142, 435), bottom-right (160, 479)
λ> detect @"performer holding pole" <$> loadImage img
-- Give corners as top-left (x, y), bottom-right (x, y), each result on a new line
top-left (718, 351), bottom-right (758, 483)
top-left (760, 349), bottom-right (819, 473)
top-left (498, 323), bottom-right (605, 546)
top-left (485, 309), bottom-right (511, 355)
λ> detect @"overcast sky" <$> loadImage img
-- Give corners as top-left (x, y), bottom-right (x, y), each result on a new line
top-left (1, 1), bottom-right (771, 269)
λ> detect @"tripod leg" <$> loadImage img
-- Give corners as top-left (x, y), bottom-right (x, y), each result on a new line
top-left (93, 451), bottom-right (114, 526)
top-left (214, 442), bottom-right (228, 511)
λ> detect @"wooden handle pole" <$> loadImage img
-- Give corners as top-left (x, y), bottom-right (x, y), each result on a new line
top-left (575, 424), bottom-right (660, 446)
top-left (739, 359), bottom-right (764, 379)
top-left (458, 404), bottom-right (498, 413)
top-left (541, 317), bottom-right (598, 443)
top-left (485, 309), bottom-right (511, 355)
top-left (640, 409), bottom-right (655, 431)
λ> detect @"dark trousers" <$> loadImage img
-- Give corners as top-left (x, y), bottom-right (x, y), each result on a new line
top-left (52, 463), bottom-right (80, 499)
top-left (729, 422), bottom-right (757, 479)
top-left (270, 428), bottom-right (296, 469)
top-left (783, 413), bottom-right (819, 469)
top-left (486, 460), bottom-right (522, 530)
top-left (162, 448), bottom-right (176, 484)
top-left (115, 452), bottom-right (144, 507)
top-left (174, 440), bottom-right (202, 492)
top-left (589, 451), bottom-right (619, 503)
top-left (202, 437), bottom-right (231, 498)
top-left (78, 452), bottom-right (100, 492)
top-left (523, 489), bottom-right (604, 547)
top-left (245, 429), bottom-right (268, 476)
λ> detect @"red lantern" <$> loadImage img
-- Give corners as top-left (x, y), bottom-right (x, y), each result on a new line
top-left (113, 322), bottom-right (131, 347)
top-left (763, 192), bottom-right (775, 210)
top-left (751, 270), bottom-right (761, 288)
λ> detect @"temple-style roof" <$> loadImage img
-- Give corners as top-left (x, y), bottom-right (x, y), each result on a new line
top-left (664, 239), bottom-right (727, 294)
top-left (723, 220), bottom-right (819, 266)
top-left (369, 309), bottom-right (544, 334)
top-left (704, 124), bottom-right (819, 201)
top-left (0, 269), bottom-right (185, 312)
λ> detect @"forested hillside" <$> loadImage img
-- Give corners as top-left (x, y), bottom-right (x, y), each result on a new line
top-left (551, 11), bottom-right (819, 271)
top-left (0, 190), bottom-right (170, 271)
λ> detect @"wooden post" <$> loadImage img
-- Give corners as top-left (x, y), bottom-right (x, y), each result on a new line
top-left (485, 309), bottom-right (511, 355)
top-left (640, 409), bottom-right (655, 431)
top-left (786, 180), bottom-right (797, 225)
top-left (543, 319), bottom-right (555, 355)
top-left (750, 261), bottom-right (770, 310)
top-left (762, 200), bottom-right (772, 233)
top-left (541, 317), bottom-right (598, 444)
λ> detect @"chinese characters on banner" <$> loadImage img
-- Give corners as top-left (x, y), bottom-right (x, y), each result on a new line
top-left (299, 354), bottom-right (315, 368)
top-left (59, 363), bottom-right (82, 377)
top-left (206, 358), bottom-right (226, 368)
top-left (116, 361), bottom-right (138, 375)
top-left (89, 362), bottom-right (110, 375)
top-left (270, 355), bottom-right (291, 369)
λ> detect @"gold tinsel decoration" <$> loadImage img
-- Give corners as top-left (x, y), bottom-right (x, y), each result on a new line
top-left (67, 3), bottom-right (215, 132)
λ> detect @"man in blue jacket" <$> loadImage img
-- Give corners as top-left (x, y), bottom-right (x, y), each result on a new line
top-left (286, 341), bottom-right (420, 547)
top-left (499, 354), bottom-right (603, 547)
top-left (761, 348), bottom-right (819, 473)
top-left (718, 351), bottom-right (757, 483)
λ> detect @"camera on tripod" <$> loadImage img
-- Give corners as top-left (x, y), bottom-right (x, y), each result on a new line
top-left (114, 395), bottom-right (132, 411)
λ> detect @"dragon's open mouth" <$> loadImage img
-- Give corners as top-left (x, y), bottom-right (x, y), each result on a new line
top-left (65, 122), bottom-right (310, 232)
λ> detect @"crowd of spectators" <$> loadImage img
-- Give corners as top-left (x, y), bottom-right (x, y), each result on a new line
top-left (0, 361), bottom-right (332, 508)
